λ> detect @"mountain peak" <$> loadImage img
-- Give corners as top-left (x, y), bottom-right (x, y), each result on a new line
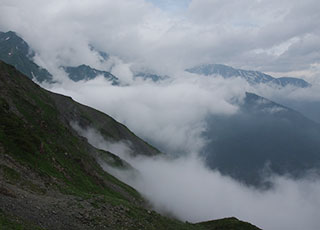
top-left (0, 31), bottom-right (52, 82)
top-left (62, 64), bottom-right (119, 85)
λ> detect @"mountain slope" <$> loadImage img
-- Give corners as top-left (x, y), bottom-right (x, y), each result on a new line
top-left (202, 92), bottom-right (320, 186)
top-left (0, 31), bottom-right (52, 83)
top-left (186, 64), bottom-right (310, 88)
top-left (0, 61), bottom-right (261, 229)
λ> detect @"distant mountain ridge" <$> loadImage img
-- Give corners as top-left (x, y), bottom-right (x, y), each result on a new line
top-left (63, 64), bottom-right (119, 85)
top-left (186, 64), bottom-right (311, 88)
top-left (0, 31), bottom-right (119, 84)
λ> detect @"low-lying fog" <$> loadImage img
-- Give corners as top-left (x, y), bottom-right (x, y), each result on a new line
top-left (47, 54), bottom-right (320, 230)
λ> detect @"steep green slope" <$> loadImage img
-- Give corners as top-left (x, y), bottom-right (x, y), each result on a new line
top-left (198, 217), bottom-right (261, 230)
top-left (0, 61), bottom-right (261, 229)
top-left (49, 92), bottom-right (159, 157)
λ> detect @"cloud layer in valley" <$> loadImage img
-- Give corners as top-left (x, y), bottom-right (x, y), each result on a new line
top-left (50, 73), bottom-right (243, 154)
top-left (73, 123), bottom-right (320, 230)
top-left (49, 72), bottom-right (320, 230)
top-left (48, 67), bottom-right (320, 230)
top-left (47, 68), bottom-right (320, 154)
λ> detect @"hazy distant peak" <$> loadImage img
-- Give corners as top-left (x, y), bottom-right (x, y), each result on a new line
top-left (62, 64), bottom-right (119, 85)
top-left (186, 64), bottom-right (311, 88)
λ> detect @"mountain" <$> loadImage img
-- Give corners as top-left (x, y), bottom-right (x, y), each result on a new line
top-left (0, 31), bottom-right (118, 85)
top-left (0, 31), bottom-right (53, 83)
top-left (202, 92), bottom-right (320, 186)
top-left (186, 64), bottom-right (311, 88)
top-left (0, 61), bottom-right (261, 229)
top-left (63, 64), bottom-right (119, 85)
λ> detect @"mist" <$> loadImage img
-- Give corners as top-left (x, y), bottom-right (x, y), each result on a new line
top-left (47, 67), bottom-right (320, 154)
top-left (72, 123), bottom-right (320, 230)
top-left (60, 72), bottom-right (320, 230)
top-left (49, 73), bottom-right (244, 154)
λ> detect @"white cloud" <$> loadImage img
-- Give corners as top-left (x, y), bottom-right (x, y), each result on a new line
top-left (74, 123), bottom-right (320, 230)
top-left (48, 73), bottom-right (242, 154)
top-left (1, 0), bottom-right (320, 77)
top-left (126, 156), bottom-right (320, 230)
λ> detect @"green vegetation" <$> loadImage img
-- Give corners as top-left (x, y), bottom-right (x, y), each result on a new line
top-left (0, 62), bottom-right (143, 201)
top-left (0, 210), bottom-right (46, 230)
top-left (197, 217), bottom-right (262, 230)
top-left (1, 165), bottom-right (21, 182)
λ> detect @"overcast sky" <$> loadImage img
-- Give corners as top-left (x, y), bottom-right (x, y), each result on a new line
top-left (0, 0), bottom-right (320, 81)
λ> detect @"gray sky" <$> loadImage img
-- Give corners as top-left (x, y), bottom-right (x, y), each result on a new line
top-left (0, 0), bottom-right (319, 81)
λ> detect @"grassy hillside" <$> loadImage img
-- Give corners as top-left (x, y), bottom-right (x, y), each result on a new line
top-left (0, 61), bottom-right (261, 229)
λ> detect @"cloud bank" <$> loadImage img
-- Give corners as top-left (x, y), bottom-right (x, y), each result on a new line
top-left (1, 0), bottom-right (320, 79)
top-left (73, 123), bottom-right (320, 230)
top-left (47, 69), bottom-right (320, 154)
top-left (51, 70), bottom-right (320, 230)
top-left (49, 73), bottom-right (245, 154)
